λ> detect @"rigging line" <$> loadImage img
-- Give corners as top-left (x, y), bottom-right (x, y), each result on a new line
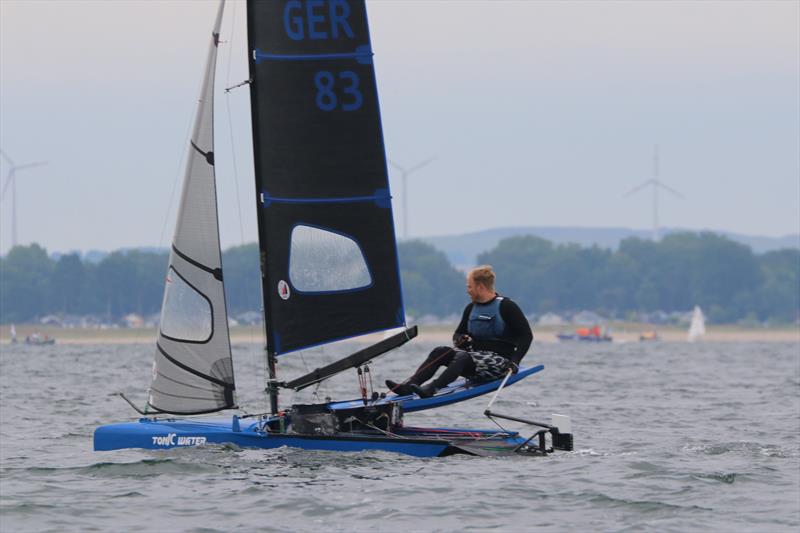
top-left (298, 348), bottom-right (327, 402)
top-left (220, 4), bottom-right (259, 361)
top-left (361, 421), bottom-right (409, 440)
top-left (486, 414), bottom-right (509, 434)
top-left (117, 393), bottom-right (149, 415)
top-left (298, 349), bottom-right (312, 374)
top-left (157, 69), bottom-right (204, 251)
top-left (311, 381), bottom-right (324, 403)
top-left (224, 0), bottom-right (246, 247)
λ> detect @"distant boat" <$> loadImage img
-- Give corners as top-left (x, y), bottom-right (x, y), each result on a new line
top-left (24, 332), bottom-right (55, 346)
top-left (557, 326), bottom-right (612, 343)
top-left (687, 306), bottom-right (706, 342)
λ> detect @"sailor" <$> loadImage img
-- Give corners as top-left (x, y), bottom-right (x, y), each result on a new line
top-left (386, 265), bottom-right (533, 398)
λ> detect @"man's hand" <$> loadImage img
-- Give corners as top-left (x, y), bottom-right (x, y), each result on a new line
top-left (509, 362), bottom-right (519, 374)
top-left (454, 334), bottom-right (472, 348)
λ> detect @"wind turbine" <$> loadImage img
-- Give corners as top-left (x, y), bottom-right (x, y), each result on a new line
top-left (389, 156), bottom-right (436, 239)
top-left (0, 150), bottom-right (48, 249)
top-left (624, 145), bottom-right (684, 241)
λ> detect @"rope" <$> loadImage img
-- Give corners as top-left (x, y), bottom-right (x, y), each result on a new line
top-left (365, 364), bottom-right (374, 397)
top-left (157, 98), bottom-right (196, 249)
top-left (364, 423), bottom-right (408, 439)
top-left (357, 367), bottom-right (367, 401)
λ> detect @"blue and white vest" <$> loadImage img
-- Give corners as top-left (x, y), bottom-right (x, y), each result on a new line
top-left (467, 296), bottom-right (506, 340)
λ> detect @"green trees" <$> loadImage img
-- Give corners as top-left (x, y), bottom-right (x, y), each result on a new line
top-left (0, 244), bottom-right (53, 322)
top-left (754, 249), bottom-right (800, 322)
top-left (220, 243), bottom-right (261, 314)
top-left (479, 232), bottom-right (797, 322)
top-left (398, 240), bottom-right (465, 318)
top-left (616, 233), bottom-right (762, 320)
top-left (50, 253), bottom-right (85, 315)
top-left (0, 233), bottom-right (797, 324)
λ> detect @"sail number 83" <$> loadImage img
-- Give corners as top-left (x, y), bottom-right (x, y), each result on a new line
top-left (314, 70), bottom-right (362, 112)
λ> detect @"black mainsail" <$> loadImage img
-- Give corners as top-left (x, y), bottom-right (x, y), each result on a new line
top-left (247, 0), bottom-right (405, 356)
top-left (147, 1), bottom-right (236, 415)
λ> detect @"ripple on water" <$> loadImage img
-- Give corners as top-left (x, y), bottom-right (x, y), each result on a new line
top-left (684, 440), bottom-right (799, 459)
top-left (1, 341), bottom-right (799, 532)
top-left (691, 472), bottom-right (738, 484)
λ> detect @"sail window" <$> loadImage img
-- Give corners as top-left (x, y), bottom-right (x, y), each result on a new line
top-left (160, 267), bottom-right (213, 342)
top-left (289, 225), bottom-right (372, 292)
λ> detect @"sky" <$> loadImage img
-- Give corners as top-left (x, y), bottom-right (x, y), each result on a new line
top-left (0, 0), bottom-right (798, 256)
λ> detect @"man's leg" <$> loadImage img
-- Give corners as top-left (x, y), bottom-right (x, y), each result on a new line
top-left (412, 346), bottom-right (456, 384)
top-left (386, 346), bottom-right (455, 394)
top-left (412, 350), bottom-right (476, 398)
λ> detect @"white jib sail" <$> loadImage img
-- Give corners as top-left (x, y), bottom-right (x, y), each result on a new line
top-left (687, 305), bottom-right (706, 343)
top-left (148, 0), bottom-right (236, 414)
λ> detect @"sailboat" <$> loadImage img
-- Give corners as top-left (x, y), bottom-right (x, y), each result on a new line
top-left (94, 0), bottom-right (572, 458)
top-left (687, 305), bottom-right (706, 342)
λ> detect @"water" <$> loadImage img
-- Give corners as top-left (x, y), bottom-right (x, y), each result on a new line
top-left (1, 339), bottom-right (798, 532)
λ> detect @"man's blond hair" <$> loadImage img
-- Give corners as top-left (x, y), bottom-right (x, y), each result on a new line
top-left (469, 265), bottom-right (496, 291)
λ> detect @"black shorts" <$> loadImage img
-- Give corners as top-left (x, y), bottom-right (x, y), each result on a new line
top-left (467, 351), bottom-right (510, 382)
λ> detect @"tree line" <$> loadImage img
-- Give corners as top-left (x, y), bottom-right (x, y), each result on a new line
top-left (477, 232), bottom-right (799, 323)
top-left (0, 232), bottom-right (797, 324)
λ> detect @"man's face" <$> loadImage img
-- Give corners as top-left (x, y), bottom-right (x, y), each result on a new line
top-left (466, 274), bottom-right (480, 302)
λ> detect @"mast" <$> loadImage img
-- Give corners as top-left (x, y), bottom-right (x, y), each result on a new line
top-left (245, 3), bottom-right (279, 415)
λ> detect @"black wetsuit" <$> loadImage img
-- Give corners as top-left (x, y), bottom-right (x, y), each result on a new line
top-left (408, 295), bottom-right (533, 389)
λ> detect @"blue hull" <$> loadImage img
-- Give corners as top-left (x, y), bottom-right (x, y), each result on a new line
top-left (94, 417), bottom-right (527, 458)
top-left (94, 366), bottom-right (550, 458)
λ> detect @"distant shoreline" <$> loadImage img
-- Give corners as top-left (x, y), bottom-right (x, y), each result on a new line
top-left (1, 323), bottom-right (797, 345)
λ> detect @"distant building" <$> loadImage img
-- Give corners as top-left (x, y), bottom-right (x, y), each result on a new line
top-left (39, 315), bottom-right (63, 327)
top-left (123, 313), bottom-right (144, 328)
top-left (572, 310), bottom-right (604, 325)
top-left (234, 311), bottom-right (262, 326)
top-left (537, 312), bottom-right (567, 326)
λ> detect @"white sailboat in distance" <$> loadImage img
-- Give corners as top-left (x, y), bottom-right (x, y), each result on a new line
top-left (688, 306), bottom-right (706, 342)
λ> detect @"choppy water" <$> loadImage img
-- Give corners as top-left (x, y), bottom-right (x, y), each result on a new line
top-left (1, 338), bottom-right (799, 532)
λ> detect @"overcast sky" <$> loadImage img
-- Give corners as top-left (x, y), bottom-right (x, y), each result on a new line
top-left (1, 0), bottom-right (798, 256)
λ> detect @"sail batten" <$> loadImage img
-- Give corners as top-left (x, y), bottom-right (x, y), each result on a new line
top-left (147, 0), bottom-right (236, 415)
top-left (247, 0), bottom-right (405, 356)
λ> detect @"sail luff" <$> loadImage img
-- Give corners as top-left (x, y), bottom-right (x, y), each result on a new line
top-left (148, 0), bottom-right (236, 415)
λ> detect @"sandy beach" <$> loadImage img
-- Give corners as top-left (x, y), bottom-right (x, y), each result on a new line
top-left (1, 323), bottom-right (797, 346)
